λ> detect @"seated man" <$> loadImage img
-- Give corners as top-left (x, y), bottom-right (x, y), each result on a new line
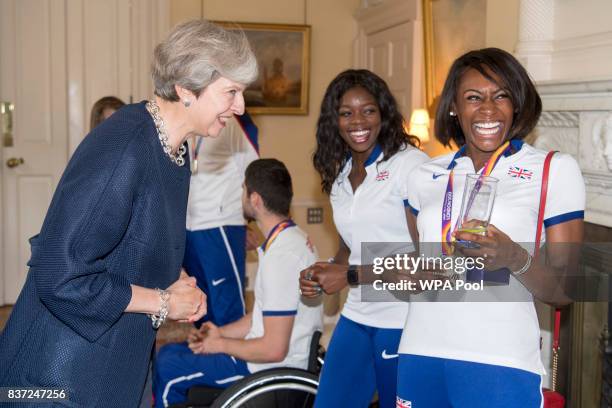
top-left (154, 158), bottom-right (323, 408)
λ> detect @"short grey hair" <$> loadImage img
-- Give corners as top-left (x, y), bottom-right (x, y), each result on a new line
top-left (152, 20), bottom-right (258, 101)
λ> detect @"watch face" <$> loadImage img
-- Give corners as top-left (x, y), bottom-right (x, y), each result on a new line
top-left (347, 265), bottom-right (359, 285)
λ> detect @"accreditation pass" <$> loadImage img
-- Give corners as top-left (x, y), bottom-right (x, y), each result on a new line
top-left (0, 387), bottom-right (69, 403)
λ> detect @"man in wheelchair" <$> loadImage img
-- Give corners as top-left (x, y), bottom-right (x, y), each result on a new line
top-left (154, 159), bottom-right (323, 408)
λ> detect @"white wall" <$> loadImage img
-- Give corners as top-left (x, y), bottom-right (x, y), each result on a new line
top-left (554, 0), bottom-right (612, 40)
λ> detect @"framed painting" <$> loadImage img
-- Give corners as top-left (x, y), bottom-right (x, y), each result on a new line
top-left (216, 21), bottom-right (311, 115)
top-left (422, 0), bottom-right (487, 114)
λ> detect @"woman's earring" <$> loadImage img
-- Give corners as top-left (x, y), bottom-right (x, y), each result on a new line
top-left (449, 111), bottom-right (456, 117)
top-left (183, 99), bottom-right (191, 108)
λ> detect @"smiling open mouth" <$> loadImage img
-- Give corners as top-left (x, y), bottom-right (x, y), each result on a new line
top-left (473, 121), bottom-right (502, 135)
top-left (349, 129), bottom-right (370, 143)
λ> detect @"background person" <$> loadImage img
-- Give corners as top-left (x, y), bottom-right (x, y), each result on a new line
top-left (90, 95), bottom-right (125, 130)
top-left (396, 47), bottom-right (584, 407)
top-left (0, 19), bottom-right (257, 407)
top-left (154, 159), bottom-right (323, 408)
top-left (299, 69), bottom-right (428, 408)
top-left (184, 111), bottom-right (259, 328)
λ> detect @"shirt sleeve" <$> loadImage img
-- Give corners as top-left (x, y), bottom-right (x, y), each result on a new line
top-left (543, 152), bottom-right (585, 227)
top-left (259, 251), bottom-right (303, 316)
top-left (29, 131), bottom-right (147, 342)
top-left (401, 149), bottom-right (429, 215)
top-left (231, 116), bottom-right (259, 179)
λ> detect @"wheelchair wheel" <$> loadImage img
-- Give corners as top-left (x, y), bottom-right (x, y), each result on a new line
top-left (211, 368), bottom-right (318, 408)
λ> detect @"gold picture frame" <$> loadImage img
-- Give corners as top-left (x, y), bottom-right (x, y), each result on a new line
top-left (216, 21), bottom-right (311, 115)
top-left (422, 0), bottom-right (436, 114)
top-left (422, 0), bottom-right (487, 115)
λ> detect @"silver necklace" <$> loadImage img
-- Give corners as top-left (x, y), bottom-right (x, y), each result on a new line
top-left (146, 100), bottom-right (186, 166)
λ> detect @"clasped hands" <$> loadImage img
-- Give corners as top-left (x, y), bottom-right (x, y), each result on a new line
top-left (165, 270), bottom-right (207, 323)
top-left (187, 322), bottom-right (224, 354)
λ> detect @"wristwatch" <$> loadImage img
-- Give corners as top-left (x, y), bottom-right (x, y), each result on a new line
top-left (347, 265), bottom-right (359, 286)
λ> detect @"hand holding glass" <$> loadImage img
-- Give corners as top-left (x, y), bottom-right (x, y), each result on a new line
top-left (455, 174), bottom-right (498, 248)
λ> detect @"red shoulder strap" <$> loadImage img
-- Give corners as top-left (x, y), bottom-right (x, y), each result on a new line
top-left (537, 151), bottom-right (562, 352)
top-left (535, 150), bottom-right (555, 256)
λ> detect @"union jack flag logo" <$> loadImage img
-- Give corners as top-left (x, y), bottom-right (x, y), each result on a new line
top-left (396, 397), bottom-right (412, 408)
top-left (376, 170), bottom-right (390, 181)
top-left (508, 166), bottom-right (533, 180)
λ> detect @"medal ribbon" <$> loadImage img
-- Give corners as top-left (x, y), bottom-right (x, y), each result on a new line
top-left (441, 141), bottom-right (510, 255)
top-left (261, 220), bottom-right (296, 252)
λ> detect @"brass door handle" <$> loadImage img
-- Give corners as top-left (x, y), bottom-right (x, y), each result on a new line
top-left (6, 157), bottom-right (24, 168)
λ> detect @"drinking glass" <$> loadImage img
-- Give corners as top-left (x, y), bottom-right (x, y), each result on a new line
top-left (455, 174), bottom-right (498, 246)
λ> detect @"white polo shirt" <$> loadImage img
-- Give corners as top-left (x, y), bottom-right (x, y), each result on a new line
top-left (246, 223), bottom-right (323, 373)
top-left (399, 140), bottom-right (585, 374)
top-left (331, 144), bottom-right (429, 329)
top-left (186, 115), bottom-right (259, 231)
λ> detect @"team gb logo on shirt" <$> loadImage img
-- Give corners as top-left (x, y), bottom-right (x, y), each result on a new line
top-left (507, 166), bottom-right (533, 181)
top-left (376, 170), bottom-right (390, 181)
top-left (396, 397), bottom-right (412, 407)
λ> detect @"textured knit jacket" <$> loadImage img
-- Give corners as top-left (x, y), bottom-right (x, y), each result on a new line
top-left (0, 102), bottom-right (190, 407)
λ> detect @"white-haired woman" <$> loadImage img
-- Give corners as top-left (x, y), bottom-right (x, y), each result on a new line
top-left (0, 20), bottom-right (258, 407)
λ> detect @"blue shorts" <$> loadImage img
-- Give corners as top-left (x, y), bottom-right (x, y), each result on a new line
top-left (184, 226), bottom-right (246, 326)
top-left (315, 315), bottom-right (402, 408)
top-left (396, 354), bottom-right (543, 408)
top-left (153, 342), bottom-right (250, 408)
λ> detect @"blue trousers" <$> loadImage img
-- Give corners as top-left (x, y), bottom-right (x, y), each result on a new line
top-left (315, 315), bottom-right (402, 408)
top-left (396, 354), bottom-right (543, 407)
top-left (184, 226), bottom-right (246, 326)
top-left (153, 342), bottom-right (250, 408)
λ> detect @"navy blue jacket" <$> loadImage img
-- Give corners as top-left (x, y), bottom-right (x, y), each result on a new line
top-left (0, 102), bottom-right (190, 407)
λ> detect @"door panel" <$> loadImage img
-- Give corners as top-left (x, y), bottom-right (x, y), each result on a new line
top-left (1, 0), bottom-right (169, 305)
top-left (0, 0), bottom-right (68, 304)
top-left (366, 22), bottom-right (414, 120)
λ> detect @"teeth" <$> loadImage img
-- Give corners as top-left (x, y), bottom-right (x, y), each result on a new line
top-left (350, 130), bottom-right (369, 137)
top-left (474, 122), bottom-right (500, 129)
top-left (473, 121), bottom-right (501, 135)
top-left (475, 127), bottom-right (498, 135)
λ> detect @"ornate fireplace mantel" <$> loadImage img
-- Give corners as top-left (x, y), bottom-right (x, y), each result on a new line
top-left (534, 77), bottom-right (612, 228)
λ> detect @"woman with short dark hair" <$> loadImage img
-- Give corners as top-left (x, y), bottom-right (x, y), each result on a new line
top-left (396, 48), bottom-right (584, 407)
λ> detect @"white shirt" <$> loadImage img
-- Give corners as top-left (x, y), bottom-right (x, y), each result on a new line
top-left (399, 141), bottom-right (585, 374)
top-left (330, 144), bottom-right (429, 329)
top-left (186, 115), bottom-right (259, 231)
top-left (246, 223), bottom-right (323, 373)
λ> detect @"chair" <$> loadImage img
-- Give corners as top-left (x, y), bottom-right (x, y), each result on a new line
top-left (171, 330), bottom-right (324, 408)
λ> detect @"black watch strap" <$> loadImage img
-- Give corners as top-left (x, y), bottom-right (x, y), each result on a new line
top-left (347, 265), bottom-right (359, 286)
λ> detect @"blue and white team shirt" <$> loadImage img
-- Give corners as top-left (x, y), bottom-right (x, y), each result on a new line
top-left (331, 144), bottom-right (429, 329)
top-left (186, 114), bottom-right (259, 231)
top-left (246, 224), bottom-right (323, 373)
top-left (399, 140), bottom-right (585, 374)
